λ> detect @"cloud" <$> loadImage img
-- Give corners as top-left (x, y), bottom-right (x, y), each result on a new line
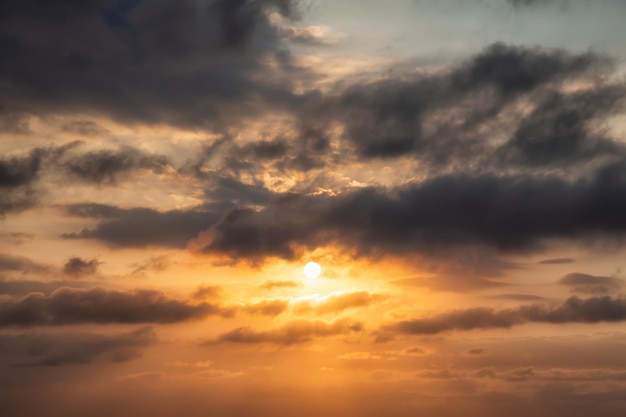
top-left (403, 346), bottom-right (432, 356)
top-left (0, 149), bottom-right (44, 215)
top-left (129, 255), bottom-right (171, 276)
top-left (0, 0), bottom-right (306, 129)
top-left (0, 253), bottom-right (47, 273)
top-left (384, 295), bottom-right (626, 336)
top-left (278, 25), bottom-right (339, 46)
top-left (1, 143), bottom-right (172, 216)
top-left (292, 291), bottom-right (384, 315)
top-left (0, 279), bottom-right (92, 297)
top-left (0, 287), bottom-right (226, 326)
top-left (486, 293), bottom-right (545, 301)
top-left (0, 327), bottom-right (156, 367)
top-left (496, 87), bottom-right (624, 167)
top-left (0, 150), bottom-right (42, 189)
top-left (62, 257), bottom-right (102, 277)
top-left (465, 348), bottom-right (488, 356)
top-left (192, 162), bottom-right (626, 261)
top-left (539, 258), bottom-right (576, 265)
top-left (60, 147), bottom-right (169, 184)
top-left (191, 285), bottom-right (224, 301)
top-left (243, 299), bottom-right (290, 316)
top-left (392, 251), bottom-right (516, 292)
top-left (211, 318), bottom-right (364, 345)
top-left (310, 43), bottom-right (610, 160)
top-left (62, 203), bottom-right (222, 248)
top-left (558, 273), bottom-right (623, 295)
top-left (259, 280), bottom-right (301, 290)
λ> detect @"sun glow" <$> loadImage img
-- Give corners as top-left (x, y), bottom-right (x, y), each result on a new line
top-left (303, 262), bottom-right (322, 280)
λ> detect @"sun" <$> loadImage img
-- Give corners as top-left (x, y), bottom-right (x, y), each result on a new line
top-left (303, 261), bottom-right (322, 280)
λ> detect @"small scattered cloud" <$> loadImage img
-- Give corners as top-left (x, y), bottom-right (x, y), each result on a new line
top-left (130, 256), bottom-right (171, 276)
top-left (62, 257), bottom-right (102, 277)
top-left (464, 348), bottom-right (489, 356)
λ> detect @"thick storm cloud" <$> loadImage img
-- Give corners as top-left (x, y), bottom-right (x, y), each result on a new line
top-left (307, 43), bottom-right (613, 161)
top-left (192, 161), bottom-right (626, 261)
top-left (0, 0), bottom-right (306, 128)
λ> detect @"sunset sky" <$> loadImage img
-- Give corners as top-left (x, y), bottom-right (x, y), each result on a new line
top-left (3, 1), bottom-right (626, 416)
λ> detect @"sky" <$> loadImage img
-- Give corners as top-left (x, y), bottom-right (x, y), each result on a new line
top-left (2, 0), bottom-right (626, 416)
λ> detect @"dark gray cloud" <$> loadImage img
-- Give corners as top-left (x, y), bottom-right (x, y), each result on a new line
top-left (194, 162), bottom-right (626, 261)
top-left (558, 273), bottom-right (623, 295)
top-left (0, 150), bottom-right (42, 188)
top-left (62, 203), bottom-right (222, 248)
top-left (0, 149), bottom-right (43, 215)
top-left (496, 87), bottom-right (624, 167)
top-left (62, 257), bottom-right (102, 277)
top-left (312, 43), bottom-right (610, 160)
top-left (211, 318), bottom-right (364, 345)
top-left (0, 0), bottom-right (306, 128)
top-left (1, 143), bottom-right (173, 216)
top-left (201, 175), bottom-right (275, 206)
top-left (60, 147), bottom-right (169, 184)
top-left (0, 327), bottom-right (156, 367)
top-left (450, 42), bottom-right (600, 97)
top-left (385, 295), bottom-right (626, 336)
top-left (0, 328), bottom-right (156, 367)
top-left (61, 119), bottom-right (109, 136)
top-left (0, 287), bottom-right (224, 326)
top-left (538, 258), bottom-right (576, 265)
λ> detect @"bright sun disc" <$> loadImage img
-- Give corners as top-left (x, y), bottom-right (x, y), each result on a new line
top-left (303, 261), bottom-right (322, 279)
